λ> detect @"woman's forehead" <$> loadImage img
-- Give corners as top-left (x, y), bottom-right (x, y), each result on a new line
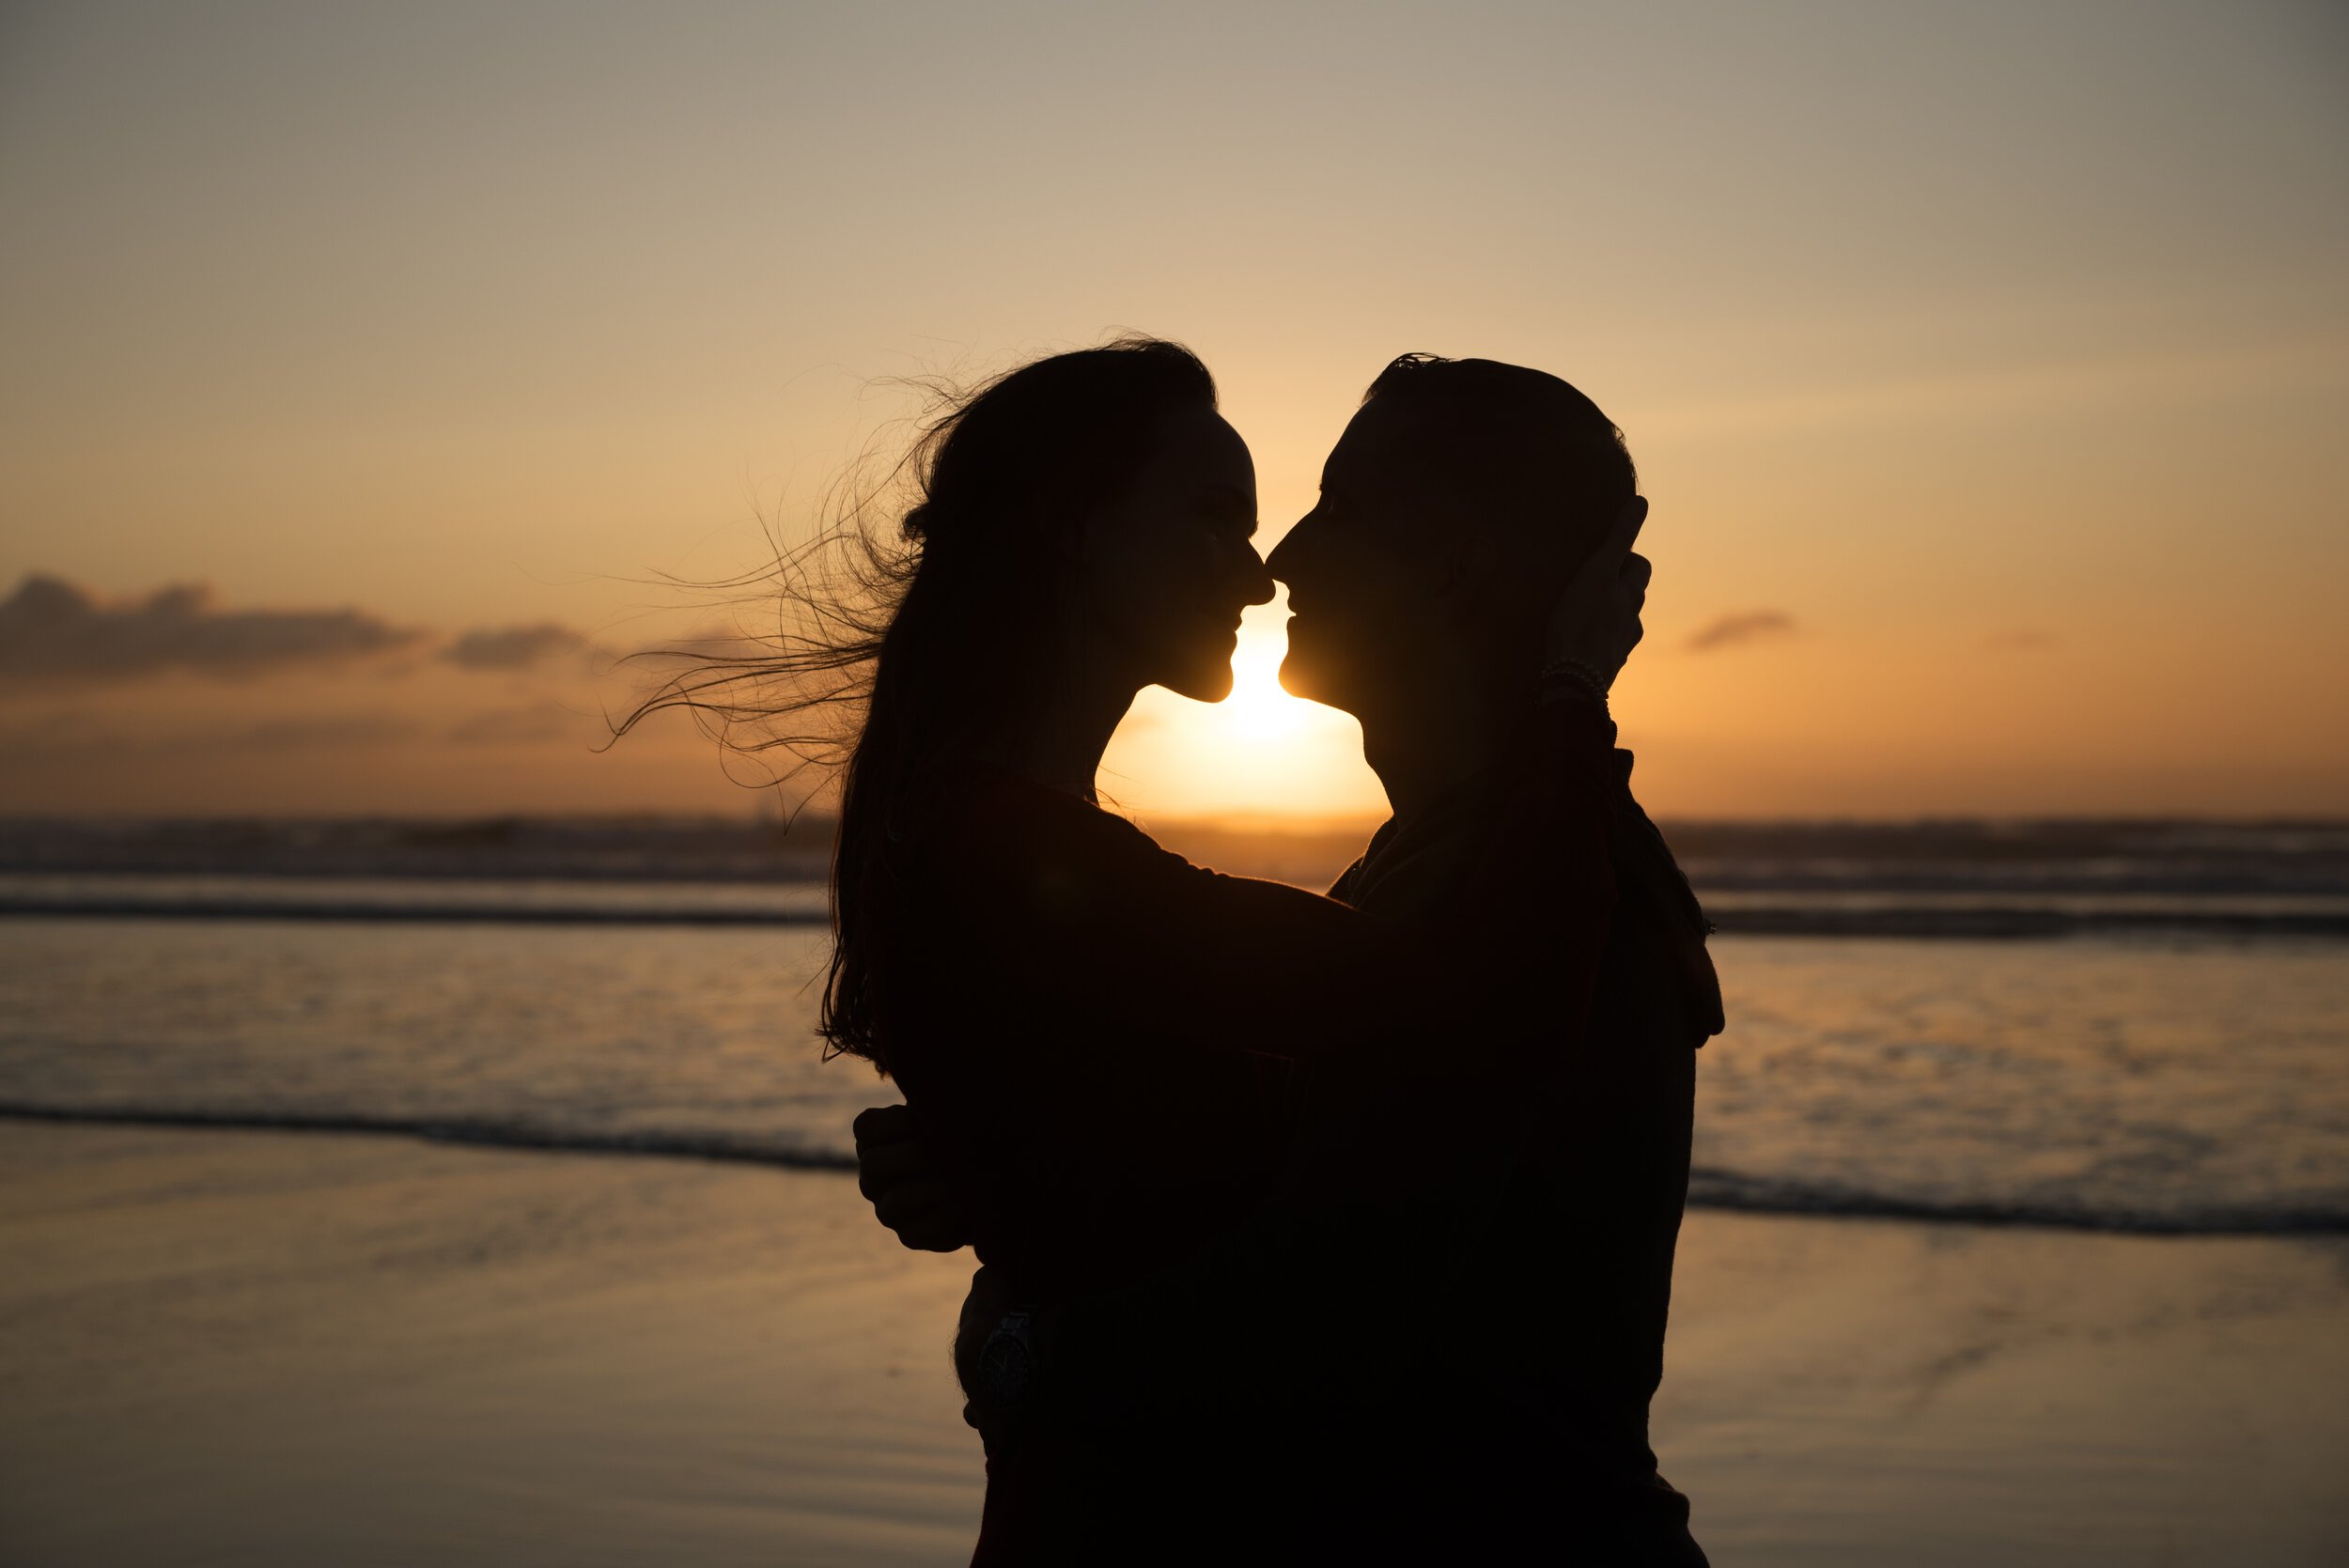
top-left (1149, 405), bottom-right (1254, 488)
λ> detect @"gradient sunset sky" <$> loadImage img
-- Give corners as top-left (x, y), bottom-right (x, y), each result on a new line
top-left (3, 0), bottom-right (2343, 820)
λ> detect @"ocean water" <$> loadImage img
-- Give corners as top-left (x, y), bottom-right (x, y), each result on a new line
top-left (2, 902), bottom-right (2342, 1234)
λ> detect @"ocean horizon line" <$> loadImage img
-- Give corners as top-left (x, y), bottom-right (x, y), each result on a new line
top-left (4, 885), bottom-right (2345, 939)
top-left (4, 809), bottom-right (2345, 830)
top-left (7, 812), bottom-right (2346, 937)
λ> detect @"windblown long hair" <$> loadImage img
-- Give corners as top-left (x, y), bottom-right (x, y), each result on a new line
top-left (616, 337), bottom-right (1219, 1071)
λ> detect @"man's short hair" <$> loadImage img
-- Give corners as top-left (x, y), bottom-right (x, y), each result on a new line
top-left (1360, 353), bottom-right (1636, 573)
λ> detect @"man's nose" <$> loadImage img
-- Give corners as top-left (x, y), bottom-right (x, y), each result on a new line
top-left (1265, 523), bottom-right (1306, 585)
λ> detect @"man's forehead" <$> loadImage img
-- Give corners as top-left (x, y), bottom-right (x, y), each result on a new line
top-left (1323, 402), bottom-right (1421, 487)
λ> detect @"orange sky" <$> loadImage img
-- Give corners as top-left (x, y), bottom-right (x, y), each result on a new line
top-left (3, 1), bottom-right (2343, 820)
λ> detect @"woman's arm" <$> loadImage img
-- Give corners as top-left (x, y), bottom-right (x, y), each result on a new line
top-left (929, 703), bottom-right (1617, 1058)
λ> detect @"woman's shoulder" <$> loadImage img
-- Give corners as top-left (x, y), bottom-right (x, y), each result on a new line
top-left (910, 768), bottom-right (1178, 895)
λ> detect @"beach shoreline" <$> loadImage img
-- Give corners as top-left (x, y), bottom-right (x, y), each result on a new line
top-left (3, 1122), bottom-right (2342, 1566)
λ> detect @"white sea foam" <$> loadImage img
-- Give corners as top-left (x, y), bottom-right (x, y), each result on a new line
top-left (1, 916), bottom-right (2342, 1233)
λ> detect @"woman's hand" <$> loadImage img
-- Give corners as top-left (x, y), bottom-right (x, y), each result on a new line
top-left (853, 1103), bottom-right (974, 1253)
top-left (1542, 495), bottom-right (1652, 691)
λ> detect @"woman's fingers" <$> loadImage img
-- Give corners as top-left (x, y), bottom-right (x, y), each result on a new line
top-left (1610, 494), bottom-right (1649, 556)
top-left (853, 1101), bottom-right (974, 1250)
top-left (874, 1176), bottom-right (972, 1252)
top-left (1587, 495), bottom-right (1647, 582)
top-left (857, 1134), bottom-right (928, 1201)
top-left (1622, 551), bottom-right (1651, 647)
top-left (1566, 497), bottom-right (1648, 598)
top-left (1545, 501), bottom-right (1655, 679)
top-left (852, 1102), bottom-right (919, 1150)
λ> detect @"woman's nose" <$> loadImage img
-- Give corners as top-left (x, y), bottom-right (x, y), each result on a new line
top-left (1240, 545), bottom-right (1276, 606)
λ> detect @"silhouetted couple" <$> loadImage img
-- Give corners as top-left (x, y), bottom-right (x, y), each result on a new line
top-left (831, 342), bottom-right (1720, 1564)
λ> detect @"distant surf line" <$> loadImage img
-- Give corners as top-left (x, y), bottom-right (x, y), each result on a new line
top-left (0, 1102), bottom-right (855, 1172)
top-left (8, 1104), bottom-right (2343, 1236)
top-left (0, 894), bottom-right (829, 926)
top-left (6, 889), bottom-right (2349, 937)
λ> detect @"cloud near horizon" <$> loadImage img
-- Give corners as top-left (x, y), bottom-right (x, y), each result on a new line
top-left (1686, 610), bottom-right (1798, 653)
top-left (0, 574), bottom-right (620, 690)
top-left (442, 622), bottom-right (594, 671)
top-left (0, 573), bottom-right (423, 684)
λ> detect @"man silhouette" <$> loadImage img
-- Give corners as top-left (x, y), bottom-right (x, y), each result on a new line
top-left (859, 353), bottom-right (1720, 1563)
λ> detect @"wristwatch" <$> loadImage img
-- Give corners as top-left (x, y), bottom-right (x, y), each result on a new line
top-left (973, 1308), bottom-right (1037, 1413)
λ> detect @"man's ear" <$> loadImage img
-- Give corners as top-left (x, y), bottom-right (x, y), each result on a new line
top-left (1432, 530), bottom-right (1505, 627)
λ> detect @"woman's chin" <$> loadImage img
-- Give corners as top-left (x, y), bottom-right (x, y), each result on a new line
top-left (1159, 662), bottom-right (1236, 705)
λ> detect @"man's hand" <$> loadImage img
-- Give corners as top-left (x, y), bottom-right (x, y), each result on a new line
top-left (1544, 495), bottom-right (1652, 690)
top-left (852, 1104), bottom-right (976, 1253)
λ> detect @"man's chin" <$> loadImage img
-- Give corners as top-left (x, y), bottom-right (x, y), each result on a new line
top-left (1277, 653), bottom-right (1361, 717)
top-left (1276, 650), bottom-right (1317, 699)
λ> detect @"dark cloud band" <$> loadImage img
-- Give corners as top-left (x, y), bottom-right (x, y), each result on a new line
top-left (0, 574), bottom-right (422, 681)
top-left (442, 623), bottom-right (591, 671)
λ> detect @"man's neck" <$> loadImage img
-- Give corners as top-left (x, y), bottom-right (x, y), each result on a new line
top-left (1358, 689), bottom-right (1511, 822)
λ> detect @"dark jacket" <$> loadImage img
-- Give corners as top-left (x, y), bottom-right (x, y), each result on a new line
top-left (887, 705), bottom-right (1714, 1565)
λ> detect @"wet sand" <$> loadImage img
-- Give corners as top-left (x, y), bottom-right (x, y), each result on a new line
top-left (2, 1122), bottom-right (2342, 1565)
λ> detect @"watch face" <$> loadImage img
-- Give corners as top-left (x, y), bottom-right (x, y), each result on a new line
top-left (974, 1321), bottom-right (1034, 1408)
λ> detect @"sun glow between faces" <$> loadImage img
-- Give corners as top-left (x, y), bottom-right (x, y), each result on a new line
top-left (1220, 629), bottom-right (1309, 742)
top-left (1103, 601), bottom-right (1389, 820)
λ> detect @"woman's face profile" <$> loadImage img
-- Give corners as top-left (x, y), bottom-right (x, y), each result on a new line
top-left (1080, 405), bottom-right (1273, 704)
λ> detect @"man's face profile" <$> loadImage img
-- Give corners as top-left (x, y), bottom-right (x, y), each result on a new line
top-left (1267, 399), bottom-right (1449, 720)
